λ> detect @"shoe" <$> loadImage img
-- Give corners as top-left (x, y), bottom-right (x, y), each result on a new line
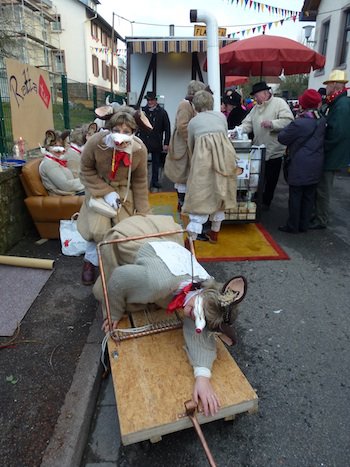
top-left (205, 230), bottom-right (219, 244)
top-left (151, 182), bottom-right (162, 189)
top-left (299, 228), bottom-right (308, 233)
top-left (278, 225), bottom-right (298, 234)
top-left (82, 260), bottom-right (97, 285)
top-left (308, 223), bottom-right (326, 230)
top-left (196, 232), bottom-right (209, 242)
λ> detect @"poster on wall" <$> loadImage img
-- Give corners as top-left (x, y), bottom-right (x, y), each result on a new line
top-left (5, 58), bottom-right (54, 151)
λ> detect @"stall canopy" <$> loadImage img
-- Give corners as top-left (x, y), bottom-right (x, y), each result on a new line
top-left (128, 37), bottom-right (234, 54)
top-left (219, 34), bottom-right (326, 77)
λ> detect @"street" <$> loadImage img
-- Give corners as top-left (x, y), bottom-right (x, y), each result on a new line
top-left (82, 171), bottom-right (350, 467)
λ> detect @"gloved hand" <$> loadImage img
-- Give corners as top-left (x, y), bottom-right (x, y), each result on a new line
top-left (103, 191), bottom-right (120, 209)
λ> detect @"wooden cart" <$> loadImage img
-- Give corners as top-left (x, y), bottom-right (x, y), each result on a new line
top-left (98, 231), bottom-right (258, 455)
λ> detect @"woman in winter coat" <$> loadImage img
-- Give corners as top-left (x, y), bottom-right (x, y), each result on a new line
top-left (183, 90), bottom-right (238, 244)
top-left (277, 89), bottom-right (326, 233)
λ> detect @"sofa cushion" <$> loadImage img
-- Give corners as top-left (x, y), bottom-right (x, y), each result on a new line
top-left (21, 158), bottom-right (48, 196)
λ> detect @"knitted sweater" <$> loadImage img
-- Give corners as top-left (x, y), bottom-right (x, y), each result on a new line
top-left (39, 156), bottom-right (85, 195)
top-left (240, 96), bottom-right (294, 161)
top-left (107, 242), bottom-right (217, 372)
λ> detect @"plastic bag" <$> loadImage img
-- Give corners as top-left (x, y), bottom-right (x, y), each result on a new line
top-left (60, 214), bottom-right (87, 256)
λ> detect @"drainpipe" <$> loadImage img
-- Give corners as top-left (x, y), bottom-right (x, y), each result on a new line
top-left (190, 9), bottom-right (220, 111)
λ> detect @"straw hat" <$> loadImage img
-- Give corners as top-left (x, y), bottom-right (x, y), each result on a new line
top-left (323, 70), bottom-right (348, 84)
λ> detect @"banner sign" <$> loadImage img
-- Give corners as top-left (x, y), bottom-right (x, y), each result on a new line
top-left (194, 25), bottom-right (227, 37)
top-left (5, 58), bottom-right (54, 150)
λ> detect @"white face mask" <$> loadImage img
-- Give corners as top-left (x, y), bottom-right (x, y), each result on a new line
top-left (104, 132), bottom-right (133, 149)
top-left (49, 146), bottom-right (65, 153)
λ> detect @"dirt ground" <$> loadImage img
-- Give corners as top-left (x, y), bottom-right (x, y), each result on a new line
top-left (0, 234), bottom-right (97, 467)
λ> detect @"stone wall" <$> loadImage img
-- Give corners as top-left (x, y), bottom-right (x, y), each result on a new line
top-left (0, 168), bottom-right (34, 254)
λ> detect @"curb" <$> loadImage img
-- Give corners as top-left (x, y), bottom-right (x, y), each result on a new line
top-left (41, 317), bottom-right (103, 467)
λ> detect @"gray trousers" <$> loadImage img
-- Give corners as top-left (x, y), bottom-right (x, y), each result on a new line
top-left (314, 170), bottom-right (335, 226)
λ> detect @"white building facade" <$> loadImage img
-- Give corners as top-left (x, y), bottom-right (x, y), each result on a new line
top-left (302, 0), bottom-right (350, 89)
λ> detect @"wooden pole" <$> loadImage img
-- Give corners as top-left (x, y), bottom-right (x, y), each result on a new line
top-left (110, 12), bottom-right (115, 96)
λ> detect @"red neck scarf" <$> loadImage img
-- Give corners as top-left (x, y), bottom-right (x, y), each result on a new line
top-left (326, 88), bottom-right (347, 104)
top-left (109, 149), bottom-right (131, 180)
top-left (70, 144), bottom-right (82, 154)
top-left (45, 153), bottom-right (67, 167)
top-left (166, 283), bottom-right (195, 314)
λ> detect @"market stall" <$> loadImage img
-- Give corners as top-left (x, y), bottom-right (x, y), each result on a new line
top-left (225, 140), bottom-right (266, 223)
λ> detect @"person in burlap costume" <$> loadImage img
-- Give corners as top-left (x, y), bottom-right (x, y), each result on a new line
top-left (164, 80), bottom-right (207, 212)
top-left (182, 90), bottom-right (238, 244)
top-left (94, 215), bottom-right (247, 417)
top-left (77, 108), bottom-right (150, 285)
top-left (65, 122), bottom-right (98, 178)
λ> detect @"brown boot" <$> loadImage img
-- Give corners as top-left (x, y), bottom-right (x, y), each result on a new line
top-left (205, 230), bottom-right (218, 244)
top-left (82, 260), bottom-right (97, 286)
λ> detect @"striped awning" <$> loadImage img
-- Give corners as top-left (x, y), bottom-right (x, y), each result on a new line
top-left (127, 38), bottom-right (234, 54)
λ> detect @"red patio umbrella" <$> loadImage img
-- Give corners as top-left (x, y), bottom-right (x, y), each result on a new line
top-left (225, 75), bottom-right (249, 87)
top-left (219, 34), bottom-right (326, 77)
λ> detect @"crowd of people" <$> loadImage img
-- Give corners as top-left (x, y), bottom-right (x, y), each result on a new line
top-left (35, 69), bottom-right (350, 415)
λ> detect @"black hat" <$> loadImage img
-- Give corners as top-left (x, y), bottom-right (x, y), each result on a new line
top-left (250, 81), bottom-right (271, 96)
top-left (144, 91), bottom-right (158, 100)
top-left (223, 90), bottom-right (242, 106)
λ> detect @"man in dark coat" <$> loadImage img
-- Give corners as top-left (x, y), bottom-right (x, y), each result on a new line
top-left (310, 70), bottom-right (350, 229)
top-left (137, 91), bottom-right (171, 189)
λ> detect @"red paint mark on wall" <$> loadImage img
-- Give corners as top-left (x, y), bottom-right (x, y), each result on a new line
top-left (38, 75), bottom-right (51, 108)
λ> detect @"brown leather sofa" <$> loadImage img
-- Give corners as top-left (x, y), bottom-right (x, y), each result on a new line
top-left (20, 158), bottom-right (84, 239)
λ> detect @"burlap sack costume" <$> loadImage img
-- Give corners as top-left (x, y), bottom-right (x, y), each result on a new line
top-left (183, 132), bottom-right (238, 214)
top-left (93, 214), bottom-right (183, 303)
top-left (77, 132), bottom-right (150, 243)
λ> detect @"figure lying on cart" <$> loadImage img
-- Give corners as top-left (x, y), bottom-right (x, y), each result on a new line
top-left (96, 215), bottom-right (247, 418)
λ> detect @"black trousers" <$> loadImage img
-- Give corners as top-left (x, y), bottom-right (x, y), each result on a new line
top-left (287, 184), bottom-right (317, 232)
top-left (150, 151), bottom-right (162, 185)
top-left (262, 157), bottom-right (282, 206)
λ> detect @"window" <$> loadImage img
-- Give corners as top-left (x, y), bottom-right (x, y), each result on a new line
top-left (92, 55), bottom-right (99, 77)
top-left (339, 10), bottom-right (350, 65)
top-left (51, 14), bottom-right (61, 31)
top-left (320, 20), bottom-right (329, 56)
top-left (102, 60), bottom-right (110, 81)
top-left (53, 50), bottom-right (65, 73)
top-left (91, 22), bottom-right (99, 40)
top-left (101, 30), bottom-right (107, 46)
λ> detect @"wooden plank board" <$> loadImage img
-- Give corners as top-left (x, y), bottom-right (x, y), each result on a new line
top-left (108, 311), bottom-right (258, 446)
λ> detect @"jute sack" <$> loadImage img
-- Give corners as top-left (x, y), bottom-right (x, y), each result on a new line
top-left (93, 214), bottom-right (183, 301)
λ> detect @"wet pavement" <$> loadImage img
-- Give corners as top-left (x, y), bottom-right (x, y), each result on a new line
top-left (80, 171), bottom-right (350, 467)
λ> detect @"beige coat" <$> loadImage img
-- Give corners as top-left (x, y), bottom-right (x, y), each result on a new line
top-left (164, 99), bottom-right (195, 184)
top-left (183, 111), bottom-right (237, 215)
top-left (77, 132), bottom-right (150, 243)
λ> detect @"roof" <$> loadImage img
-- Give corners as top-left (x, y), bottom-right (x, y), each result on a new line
top-left (300, 0), bottom-right (321, 21)
top-left (126, 37), bottom-right (235, 54)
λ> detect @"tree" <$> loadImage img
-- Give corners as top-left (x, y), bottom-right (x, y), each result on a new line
top-left (0, 4), bottom-right (20, 61)
top-left (278, 74), bottom-right (309, 99)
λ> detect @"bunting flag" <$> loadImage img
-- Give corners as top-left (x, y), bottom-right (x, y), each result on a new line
top-left (228, 15), bottom-right (297, 39)
top-left (230, 0), bottom-right (299, 18)
top-left (90, 46), bottom-right (126, 57)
